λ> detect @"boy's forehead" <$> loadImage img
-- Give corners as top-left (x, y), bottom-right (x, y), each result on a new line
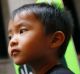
top-left (12, 10), bottom-right (39, 23)
top-left (8, 11), bottom-right (42, 32)
top-left (8, 20), bottom-right (14, 32)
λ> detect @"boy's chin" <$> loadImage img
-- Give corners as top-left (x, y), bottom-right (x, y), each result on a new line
top-left (14, 61), bottom-right (23, 65)
top-left (13, 58), bottom-right (27, 65)
top-left (14, 61), bottom-right (24, 65)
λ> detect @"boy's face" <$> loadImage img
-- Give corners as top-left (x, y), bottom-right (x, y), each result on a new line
top-left (8, 11), bottom-right (50, 65)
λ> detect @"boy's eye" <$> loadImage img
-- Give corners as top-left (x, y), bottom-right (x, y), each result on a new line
top-left (8, 35), bottom-right (12, 40)
top-left (20, 29), bottom-right (28, 34)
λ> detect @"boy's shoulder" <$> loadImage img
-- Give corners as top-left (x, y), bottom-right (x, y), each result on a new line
top-left (47, 64), bottom-right (74, 74)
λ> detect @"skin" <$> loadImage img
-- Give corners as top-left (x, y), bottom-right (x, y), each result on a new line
top-left (8, 11), bottom-right (65, 74)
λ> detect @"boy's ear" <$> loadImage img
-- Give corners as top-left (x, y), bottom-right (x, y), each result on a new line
top-left (50, 31), bottom-right (65, 49)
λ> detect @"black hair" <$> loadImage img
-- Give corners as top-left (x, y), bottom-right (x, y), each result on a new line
top-left (10, 3), bottom-right (73, 58)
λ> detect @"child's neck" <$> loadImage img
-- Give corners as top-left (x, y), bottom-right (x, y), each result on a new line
top-left (31, 57), bottom-right (59, 74)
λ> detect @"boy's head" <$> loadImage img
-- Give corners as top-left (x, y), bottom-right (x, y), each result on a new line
top-left (8, 3), bottom-right (73, 65)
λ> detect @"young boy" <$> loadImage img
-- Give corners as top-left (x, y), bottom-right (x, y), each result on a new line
top-left (8, 3), bottom-right (74, 74)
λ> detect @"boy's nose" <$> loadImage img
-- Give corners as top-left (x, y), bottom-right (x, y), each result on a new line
top-left (9, 36), bottom-right (18, 47)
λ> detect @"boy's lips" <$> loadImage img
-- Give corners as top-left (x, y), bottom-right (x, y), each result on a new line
top-left (11, 49), bottom-right (20, 57)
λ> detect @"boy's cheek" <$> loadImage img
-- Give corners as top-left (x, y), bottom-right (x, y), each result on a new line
top-left (8, 45), bottom-right (11, 56)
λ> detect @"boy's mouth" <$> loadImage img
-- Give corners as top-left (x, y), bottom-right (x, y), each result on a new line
top-left (11, 49), bottom-right (20, 57)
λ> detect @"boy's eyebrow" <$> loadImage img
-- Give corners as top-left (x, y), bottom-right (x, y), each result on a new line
top-left (8, 21), bottom-right (32, 34)
top-left (16, 21), bottom-right (33, 29)
top-left (8, 28), bottom-right (12, 34)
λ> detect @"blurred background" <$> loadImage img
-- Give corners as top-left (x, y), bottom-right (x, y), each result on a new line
top-left (0, 0), bottom-right (80, 74)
